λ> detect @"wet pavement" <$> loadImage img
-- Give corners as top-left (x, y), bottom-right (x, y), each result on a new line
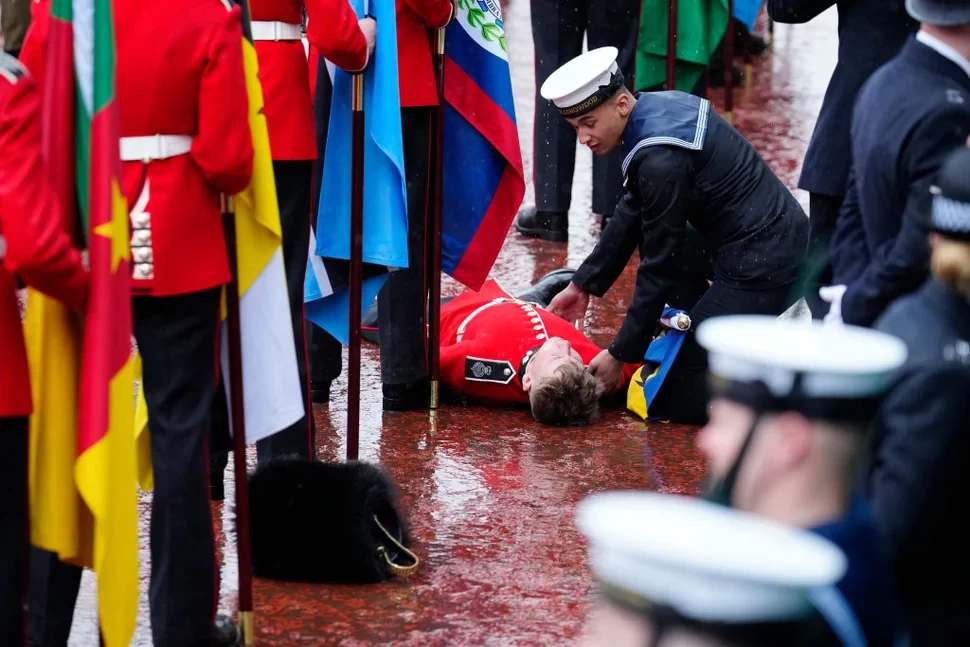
top-left (67, 4), bottom-right (838, 645)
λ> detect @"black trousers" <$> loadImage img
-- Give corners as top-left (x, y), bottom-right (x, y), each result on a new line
top-left (650, 231), bottom-right (797, 424)
top-left (0, 417), bottom-right (28, 646)
top-left (531, 0), bottom-right (640, 216)
top-left (256, 160), bottom-right (315, 460)
top-left (30, 289), bottom-right (223, 647)
top-left (377, 107), bottom-right (432, 385)
top-left (805, 192), bottom-right (844, 319)
top-left (210, 161), bottom-right (316, 480)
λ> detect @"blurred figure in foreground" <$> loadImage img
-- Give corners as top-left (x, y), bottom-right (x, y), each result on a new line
top-left (866, 146), bottom-right (970, 646)
top-left (575, 490), bottom-right (848, 647)
top-left (695, 315), bottom-right (909, 646)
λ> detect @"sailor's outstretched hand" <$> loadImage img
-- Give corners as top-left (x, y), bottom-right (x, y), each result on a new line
top-left (548, 282), bottom-right (589, 324)
top-left (589, 349), bottom-right (624, 393)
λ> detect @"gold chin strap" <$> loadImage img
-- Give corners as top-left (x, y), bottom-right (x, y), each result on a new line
top-left (374, 515), bottom-right (420, 577)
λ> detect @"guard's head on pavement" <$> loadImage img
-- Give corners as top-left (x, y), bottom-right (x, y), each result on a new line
top-left (575, 490), bottom-right (848, 647)
top-left (523, 336), bottom-right (603, 426)
top-left (540, 46), bottom-right (634, 156)
top-left (927, 146), bottom-right (970, 295)
top-left (906, 0), bottom-right (970, 26)
top-left (693, 316), bottom-right (907, 513)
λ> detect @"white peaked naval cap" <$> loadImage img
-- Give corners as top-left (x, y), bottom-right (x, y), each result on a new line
top-left (696, 315), bottom-right (908, 400)
top-left (576, 491), bottom-right (848, 623)
top-left (540, 46), bottom-right (623, 117)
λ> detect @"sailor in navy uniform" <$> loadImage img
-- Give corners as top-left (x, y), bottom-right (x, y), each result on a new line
top-left (695, 315), bottom-right (909, 647)
top-left (823, 0), bottom-right (970, 327)
top-left (544, 47), bottom-right (809, 425)
top-left (865, 146), bottom-right (970, 646)
top-left (575, 490), bottom-right (849, 647)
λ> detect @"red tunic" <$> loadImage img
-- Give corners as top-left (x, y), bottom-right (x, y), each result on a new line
top-left (0, 57), bottom-right (88, 418)
top-left (114, 0), bottom-right (254, 296)
top-left (439, 279), bottom-right (638, 404)
top-left (397, 0), bottom-right (453, 107)
top-left (18, 0), bottom-right (51, 84)
top-left (251, 0), bottom-right (368, 160)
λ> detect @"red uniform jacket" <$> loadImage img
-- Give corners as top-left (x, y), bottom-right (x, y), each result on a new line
top-left (114, 0), bottom-right (254, 296)
top-left (0, 57), bottom-right (88, 418)
top-left (439, 280), bottom-right (638, 405)
top-left (251, 0), bottom-right (368, 160)
top-left (397, 0), bottom-right (453, 107)
top-left (18, 0), bottom-right (50, 84)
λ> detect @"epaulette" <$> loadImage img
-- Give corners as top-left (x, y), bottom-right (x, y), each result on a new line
top-left (0, 52), bottom-right (28, 86)
top-left (464, 356), bottom-right (515, 385)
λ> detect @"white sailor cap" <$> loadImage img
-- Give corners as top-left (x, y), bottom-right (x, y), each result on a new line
top-left (696, 315), bottom-right (907, 420)
top-left (576, 491), bottom-right (847, 624)
top-left (539, 46), bottom-right (625, 118)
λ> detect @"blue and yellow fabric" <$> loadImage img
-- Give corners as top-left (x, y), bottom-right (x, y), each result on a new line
top-left (627, 306), bottom-right (690, 422)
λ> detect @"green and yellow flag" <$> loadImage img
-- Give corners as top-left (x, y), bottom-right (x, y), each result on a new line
top-left (636, 0), bottom-right (729, 93)
top-left (27, 0), bottom-right (139, 644)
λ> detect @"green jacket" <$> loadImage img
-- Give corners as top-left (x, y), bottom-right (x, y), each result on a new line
top-left (636, 0), bottom-right (728, 93)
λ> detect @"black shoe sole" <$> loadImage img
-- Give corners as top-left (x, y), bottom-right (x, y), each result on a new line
top-left (382, 397), bottom-right (430, 412)
top-left (514, 221), bottom-right (568, 242)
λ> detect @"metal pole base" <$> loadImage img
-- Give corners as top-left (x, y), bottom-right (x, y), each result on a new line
top-left (239, 610), bottom-right (255, 646)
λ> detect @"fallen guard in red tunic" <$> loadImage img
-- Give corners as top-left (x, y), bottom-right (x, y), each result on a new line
top-left (363, 270), bottom-right (640, 425)
top-left (438, 277), bottom-right (642, 425)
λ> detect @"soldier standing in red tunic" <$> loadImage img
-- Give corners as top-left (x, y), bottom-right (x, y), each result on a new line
top-left (0, 52), bottom-right (89, 646)
top-left (207, 0), bottom-right (377, 499)
top-left (28, 1), bottom-right (254, 644)
top-left (239, 0), bottom-right (375, 462)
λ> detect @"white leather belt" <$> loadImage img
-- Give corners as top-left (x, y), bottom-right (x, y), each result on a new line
top-left (120, 135), bottom-right (193, 162)
top-left (251, 21), bottom-right (302, 41)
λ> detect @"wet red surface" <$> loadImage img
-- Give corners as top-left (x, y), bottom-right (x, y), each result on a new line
top-left (67, 4), bottom-right (838, 645)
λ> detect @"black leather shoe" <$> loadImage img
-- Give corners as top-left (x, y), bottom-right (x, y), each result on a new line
top-left (515, 268), bottom-right (576, 306)
top-left (211, 614), bottom-right (241, 646)
top-left (310, 381), bottom-right (331, 404)
top-left (383, 379), bottom-right (430, 412)
top-left (513, 206), bottom-right (568, 242)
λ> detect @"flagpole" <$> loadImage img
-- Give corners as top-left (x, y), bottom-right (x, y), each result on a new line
top-left (347, 67), bottom-right (365, 461)
top-left (427, 26), bottom-right (446, 410)
top-left (724, 0), bottom-right (735, 126)
top-left (221, 196), bottom-right (255, 645)
top-left (666, 0), bottom-right (678, 90)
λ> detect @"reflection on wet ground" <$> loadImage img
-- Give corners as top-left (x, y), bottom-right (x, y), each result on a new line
top-left (68, 4), bottom-right (838, 645)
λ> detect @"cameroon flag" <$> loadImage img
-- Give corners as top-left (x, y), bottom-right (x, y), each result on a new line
top-left (26, 0), bottom-right (139, 645)
top-left (133, 0), bottom-right (303, 483)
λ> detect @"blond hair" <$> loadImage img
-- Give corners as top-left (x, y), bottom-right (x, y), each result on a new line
top-left (931, 237), bottom-right (970, 296)
top-left (528, 362), bottom-right (603, 426)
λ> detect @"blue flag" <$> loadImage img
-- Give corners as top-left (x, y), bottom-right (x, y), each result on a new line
top-left (304, 0), bottom-right (408, 344)
top-left (733, 0), bottom-right (763, 32)
top-left (626, 307), bottom-right (690, 422)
